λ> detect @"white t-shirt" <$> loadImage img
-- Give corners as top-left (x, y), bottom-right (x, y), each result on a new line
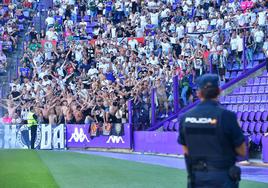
top-left (45, 17), bottom-right (55, 25)
top-left (128, 39), bottom-right (138, 49)
top-left (230, 38), bottom-right (237, 51)
top-left (186, 21), bottom-right (195, 33)
top-left (176, 25), bottom-right (184, 38)
top-left (148, 57), bottom-right (159, 65)
top-left (236, 36), bottom-right (243, 52)
top-left (254, 30), bottom-right (264, 43)
top-left (140, 15), bottom-right (147, 28)
top-left (258, 11), bottom-right (267, 26)
top-left (150, 12), bottom-right (159, 26)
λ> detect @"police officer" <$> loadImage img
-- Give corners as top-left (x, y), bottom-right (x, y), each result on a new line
top-left (27, 106), bottom-right (38, 149)
top-left (178, 74), bottom-right (246, 188)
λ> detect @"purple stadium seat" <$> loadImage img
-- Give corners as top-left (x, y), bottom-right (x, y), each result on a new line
top-left (242, 121), bottom-right (249, 133)
top-left (225, 72), bottom-right (230, 80)
top-left (230, 71), bottom-right (237, 79)
top-left (219, 96), bottom-right (224, 103)
top-left (243, 95), bottom-right (250, 103)
top-left (248, 104), bottom-right (255, 112)
top-left (242, 112), bottom-right (249, 121)
top-left (255, 111), bottom-right (262, 121)
top-left (248, 122), bottom-right (256, 133)
top-left (265, 86), bottom-right (268, 93)
top-left (239, 121), bottom-right (244, 128)
top-left (259, 104), bottom-right (266, 112)
top-left (254, 104), bottom-right (260, 112)
top-left (168, 121), bottom-right (175, 131)
top-left (258, 86), bottom-right (265, 94)
top-left (174, 122), bottom-right (179, 131)
top-left (237, 71), bottom-right (242, 77)
top-left (163, 122), bottom-right (169, 131)
top-left (261, 112), bottom-right (268, 122)
top-left (245, 87), bottom-right (252, 94)
top-left (239, 87), bottom-right (246, 94)
top-left (248, 112), bottom-right (255, 122)
top-left (255, 122), bottom-right (262, 133)
top-left (261, 122), bottom-right (268, 133)
top-left (254, 77), bottom-right (260, 85)
top-left (220, 96), bottom-right (225, 104)
top-left (238, 105), bottom-right (243, 112)
top-left (260, 77), bottom-right (267, 85)
top-left (237, 111), bottom-right (242, 121)
top-left (226, 105), bottom-right (233, 111)
top-left (251, 134), bottom-right (262, 145)
top-left (247, 78), bottom-right (254, 85)
top-left (230, 96), bottom-right (237, 104)
top-left (243, 104), bottom-right (249, 112)
top-left (224, 96), bottom-right (231, 104)
top-left (233, 87), bottom-right (240, 95)
top-left (261, 95), bottom-right (267, 103)
top-left (255, 95), bottom-right (261, 103)
top-left (249, 95), bottom-right (255, 103)
top-left (251, 86), bottom-right (258, 94)
top-left (232, 105), bottom-right (238, 112)
top-left (236, 96), bottom-right (243, 104)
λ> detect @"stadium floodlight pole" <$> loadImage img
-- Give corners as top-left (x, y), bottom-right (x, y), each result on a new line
top-left (151, 88), bottom-right (156, 127)
top-left (173, 75), bottom-right (180, 113)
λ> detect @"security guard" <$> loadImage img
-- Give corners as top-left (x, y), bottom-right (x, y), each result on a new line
top-left (27, 106), bottom-right (38, 149)
top-left (178, 74), bottom-right (246, 188)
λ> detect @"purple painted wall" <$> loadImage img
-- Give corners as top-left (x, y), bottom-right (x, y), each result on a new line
top-left (134, 131), bottom-right (183, 155)
top-left (262, 136), bottom-right (268, 163)
top-left (66, 124), bottom-right (132, 149)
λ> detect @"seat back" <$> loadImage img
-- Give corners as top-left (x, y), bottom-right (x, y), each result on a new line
top-left (248, 112), bottom-right (255, 122)
top-left (248, 122), bottom-right (256, 133)
top-left (242, 112), bottom-right (249, 121)
top-left (255, 122), bottom-right (262, 133)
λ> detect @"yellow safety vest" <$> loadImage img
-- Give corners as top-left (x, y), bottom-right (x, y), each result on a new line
top-left (27, 112), bottom-right (37, 127)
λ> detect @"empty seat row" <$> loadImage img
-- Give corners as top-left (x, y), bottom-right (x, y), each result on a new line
top-left (247, 77), bottom-right (268, 86)
top-left (231, 86), bottom-right (268, 95)
top-left (225, 71), bottom-right (242, 80)
top-left (224, 104), bottom-right (268, 112)
top-left (220, 95), bottom-right (268, 104)
top-left (241, 121), bottom-right (268, 134)
top-left (237, 111), bottom-right (268, 122)
top-left (163, 121), bottom-right (179, 132)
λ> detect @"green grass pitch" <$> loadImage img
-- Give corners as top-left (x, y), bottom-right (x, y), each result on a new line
top-left (0, 150), bottom-right (267, 188)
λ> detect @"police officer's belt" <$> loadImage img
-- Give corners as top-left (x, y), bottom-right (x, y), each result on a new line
top-left (192, 161), bottom-right (230, 171)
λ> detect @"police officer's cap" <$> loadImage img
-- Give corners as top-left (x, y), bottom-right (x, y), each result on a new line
top-left (197, 74), bottom-right (219, 90)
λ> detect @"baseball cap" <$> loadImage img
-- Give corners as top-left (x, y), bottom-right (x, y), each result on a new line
top-left (196, 74), bottom-right (219, 90)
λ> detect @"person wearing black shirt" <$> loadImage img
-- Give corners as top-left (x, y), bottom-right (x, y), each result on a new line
top-left (245, 31), bottom-right (254, 65)
top-left (173, 39), bottom-right (182, 59)
top-left (80, 59), bottom-right (91, 73)
top-left (178, 74), bottom-right (246, 188)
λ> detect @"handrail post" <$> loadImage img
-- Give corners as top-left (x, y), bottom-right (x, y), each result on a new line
top-left (243, 33), bottom-right (246, 72)
top-left (128, 100), bottom-right (133, 126)
top-left (209, 54), bottom-right (213, 73)
top-left (173, 75), bottom-right (180, 113)
top-left (151, 87), bottom-right (156, 127)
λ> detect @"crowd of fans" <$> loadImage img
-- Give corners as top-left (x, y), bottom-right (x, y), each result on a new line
top-left (0, 2), bottom-right (20, 75)
top-left (0, 0), bottom-right (267, 130)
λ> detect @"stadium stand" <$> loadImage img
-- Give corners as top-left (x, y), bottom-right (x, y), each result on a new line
top-left (0, 0), bottom-right (267, 168)
top-left (0, 1), bottom-right (267, 135)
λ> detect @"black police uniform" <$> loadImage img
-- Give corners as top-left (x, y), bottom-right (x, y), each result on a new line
top-left (178, 75), bottom-right (245, 188)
